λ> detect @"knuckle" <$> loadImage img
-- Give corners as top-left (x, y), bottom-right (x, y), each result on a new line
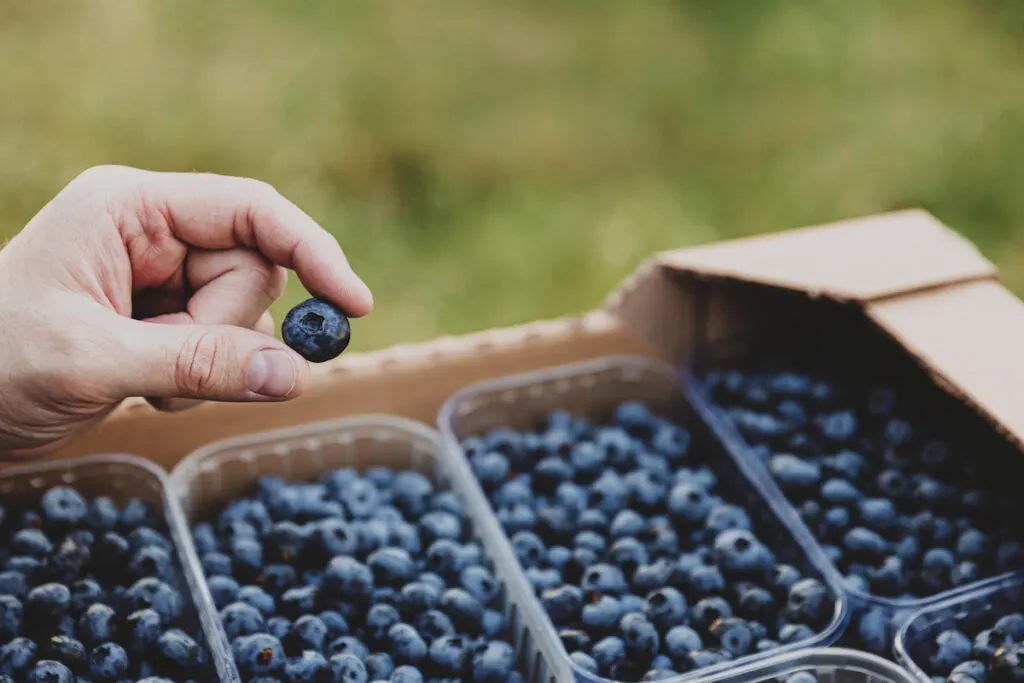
top-left (71, 164), bottom-right (135, 188)
top-left (174, 330), bottom-right (230, 396)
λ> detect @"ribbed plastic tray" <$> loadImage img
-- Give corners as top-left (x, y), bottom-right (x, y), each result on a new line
top-left (437, 355), bottom-right (849, 683)
top-left (698, 647), bottom-right (917, 683)
top-left (895, 575), bottom-right (1024, 683)
top-left (169, 415), bottom-right (563, 683)
top-left (0, 454), bottom-right (232, 683)
top-left (683, 330), bottom-right (1024, 657)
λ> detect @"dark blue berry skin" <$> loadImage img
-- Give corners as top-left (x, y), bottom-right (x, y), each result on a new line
top-left (156, 628), bottom-right (205, 673)
top-left (199, 468), bottom-right (523, 683)
top-left (0, 637), bottom-right (38, 678)
top-left (78, 604), bottom-right (117, 648)
top-left (463, 399), bottom-right (840, 678)
top-left (232, 633), bottom-right (285, 679)
top-left (281, 298), bottom-right (352, 363)
top-left (0, 596), bottom-right (21, 641)
top-left (25, 659), bottom-right (74, 683)
top-left (88, 642), bottom-right (128, 681)
top-left (705, 365), bottom-right (1024, 624)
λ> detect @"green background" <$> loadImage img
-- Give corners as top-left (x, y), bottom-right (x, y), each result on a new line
top-left (2, 1), bottom-right (1023, 352)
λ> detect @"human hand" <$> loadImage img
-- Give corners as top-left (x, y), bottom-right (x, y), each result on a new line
top-left (0, 165), bottom-right (373, 457)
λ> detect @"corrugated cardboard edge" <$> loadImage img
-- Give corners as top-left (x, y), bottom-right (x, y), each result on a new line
top-left (652, 209), bottom-right (997, 302)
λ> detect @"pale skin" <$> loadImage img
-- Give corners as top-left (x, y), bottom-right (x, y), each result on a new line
top-left (0, 165), bottom-right (374, 458)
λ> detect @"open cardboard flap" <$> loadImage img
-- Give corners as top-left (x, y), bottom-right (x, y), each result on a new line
top-left (39, 209), bottom-right (1024, 469)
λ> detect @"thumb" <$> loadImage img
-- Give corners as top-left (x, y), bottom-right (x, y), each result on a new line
top-left (109, 317), bottom-right (311, 402)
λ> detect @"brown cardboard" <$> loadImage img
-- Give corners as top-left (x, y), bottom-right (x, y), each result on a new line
top-left (38, 208), bottom-right (1024, 469)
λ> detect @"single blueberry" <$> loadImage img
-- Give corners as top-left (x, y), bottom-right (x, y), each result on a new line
top-left (282, 298), bottom-right (351, 363)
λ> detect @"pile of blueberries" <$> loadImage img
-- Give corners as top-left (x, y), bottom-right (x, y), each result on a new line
top-left (912, 612), bottom-right (1024, 683)
top-left (460, 401), bottom-right (836, 683)
top-left (192, 468), bottom-right (522, 683)
top-left (704, 369), bottom-right (1024, 600)
top-left (0, 487), bottom-right (207, 683)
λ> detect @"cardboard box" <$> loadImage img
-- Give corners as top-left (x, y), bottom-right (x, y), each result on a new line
top-left (43, 208), bottom-right (1024, 469)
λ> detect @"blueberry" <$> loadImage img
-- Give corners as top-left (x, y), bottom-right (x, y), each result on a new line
top-left (324, 556), bottom-right (374, 601)
top-left (930, 630), bottom-right (972, 674)
top-left (390, 664), bottom-right (424, 683)
top-left (471, 453), bottom-right (511, 492)
top-left (388, 623), bottom-right (427, 665)
top-left (87, 643), bottom-right (127, 682)
top-left (0, 637), bottom-right (37, 679)
top-left (950, 660), bottom-right (988, 683)
top-left (591, 636), bottom-right (626, 672)
top-left (0, 596), bottom-right (21, 641)
top-left (581, 596), bottom-right (622, 633)
top-left (571, 443), bottom-right (606, 480)
top-left (633, 559), bottom-right (674, 595)
top-left (705, 505), bottom-right (752, 536)
top-left (282, 298), bottom-right (351, 362)
top-left (328, 653), bottom-right (367, 683)
top-left (221, 601), bottom-right (267, 640)
top-left (737, 586), bottom-right (776, 623)
top-left (778, 623), bottom-right (815, 644)
top-left (398, 581), bottom-right (443, 618)
top-left (686, 564), bottom-right (727, 598)
top-left (857, 608), bottom-right (889, 654)
top-left (770, 565), bottom-right (801, 596)
top-left (590, 471), bottom-right (628, 516)
top-left (77, 604), bottom-right (117, 648)
top-left (784, 578), bottom-right (831, 628)
top-left (365, 653), bottom-right (394, 681)
top-left (643, 588), bottom-right (687, 631)
top-left (581, 564), bottom-right (628, 596)
top-left (429, 635), bottom-right (468, 675)
top-left (973, 628), bottom-right (1011, 660)
top-left (25, 660), bottom-right (74, 683)
top-left (13, 529), bottom-right (53, 557)
top-left (686, 649), bottom-right (731, 670)
top-left (665, 625), bottom-right (703, 662)
top-left (570, 651), bottom-right (599, 674)
top-left (441, 588), bottom-right (484, 633)
top-left (668, 483), bottom-right (713, 525)
top-left (41, 487), bottom-right (88, 528)
top-left (118, 499), bottom-right (156, 530)
top-left (482, 610), bottom-right (506, 640)
top-left (156, 629), bottom-right (204, 671)
top-left (769, 454), bottom-right (821, 492)
top-left (391, 471), bottom-right (434, 518)
top-left (122, 608), bottom-right (162, 656)
top-left (327, 636), bottom-right (370, 662)
top-left (843, 527), bottom-right (888, 559)
top-left (44, 636), bottom-right (87, 675)
top-left (280, 585), bottom-right (319, 619)
top-left (691, 597), bottom-right (733, 633)
top-left (709, 617), bottom-right (753, 657)
top-left (713, 529), bottom-right (774, 576)
top-left (0, 572), bottom-right (27, 601)
top-left (472, 641), bottom-right (514, 683)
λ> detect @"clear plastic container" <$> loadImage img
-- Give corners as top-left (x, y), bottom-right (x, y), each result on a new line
top-left (0, 454), bottom-right (233, 683)
top-left (437, 355), bottom-right (849, 683)
top-left (895, 575), bottom-right (1024, 683)
top-left (697, 647), bottom-right (917, 683)
top-left (684, 329), bottom-right (1024, 658)
top-left (169, 415), bottom-right (564, 683)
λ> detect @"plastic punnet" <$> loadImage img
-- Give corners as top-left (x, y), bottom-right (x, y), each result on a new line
top-left (170, 414), bottom-right (563, 683)
top-left (438, 355), bottom-right (848, 683)
top-left (0, 454), bottom-right (234, 683)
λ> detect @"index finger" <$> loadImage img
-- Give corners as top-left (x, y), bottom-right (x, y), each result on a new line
top-left (131, 169), bottom-right (373, 317)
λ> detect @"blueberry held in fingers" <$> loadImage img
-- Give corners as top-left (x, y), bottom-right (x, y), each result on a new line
top-left (282, 298), bottom-right (352, 363)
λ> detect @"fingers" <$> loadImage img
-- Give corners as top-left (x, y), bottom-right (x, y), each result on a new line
top-left (145, 311), bottom-right (278, 412)
top-left (145, 248), bottom-right (287, 330)
top-left (128, 169), bottom-right (373, 317)
top-left (111, 315), bottom-right (310, 402)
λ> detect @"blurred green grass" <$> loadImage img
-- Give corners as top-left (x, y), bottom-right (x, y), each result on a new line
top-left (2, 1), bottom-right (1024, 352)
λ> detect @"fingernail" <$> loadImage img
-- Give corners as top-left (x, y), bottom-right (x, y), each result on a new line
top-left (247, 349), bottom-right (298, 398)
